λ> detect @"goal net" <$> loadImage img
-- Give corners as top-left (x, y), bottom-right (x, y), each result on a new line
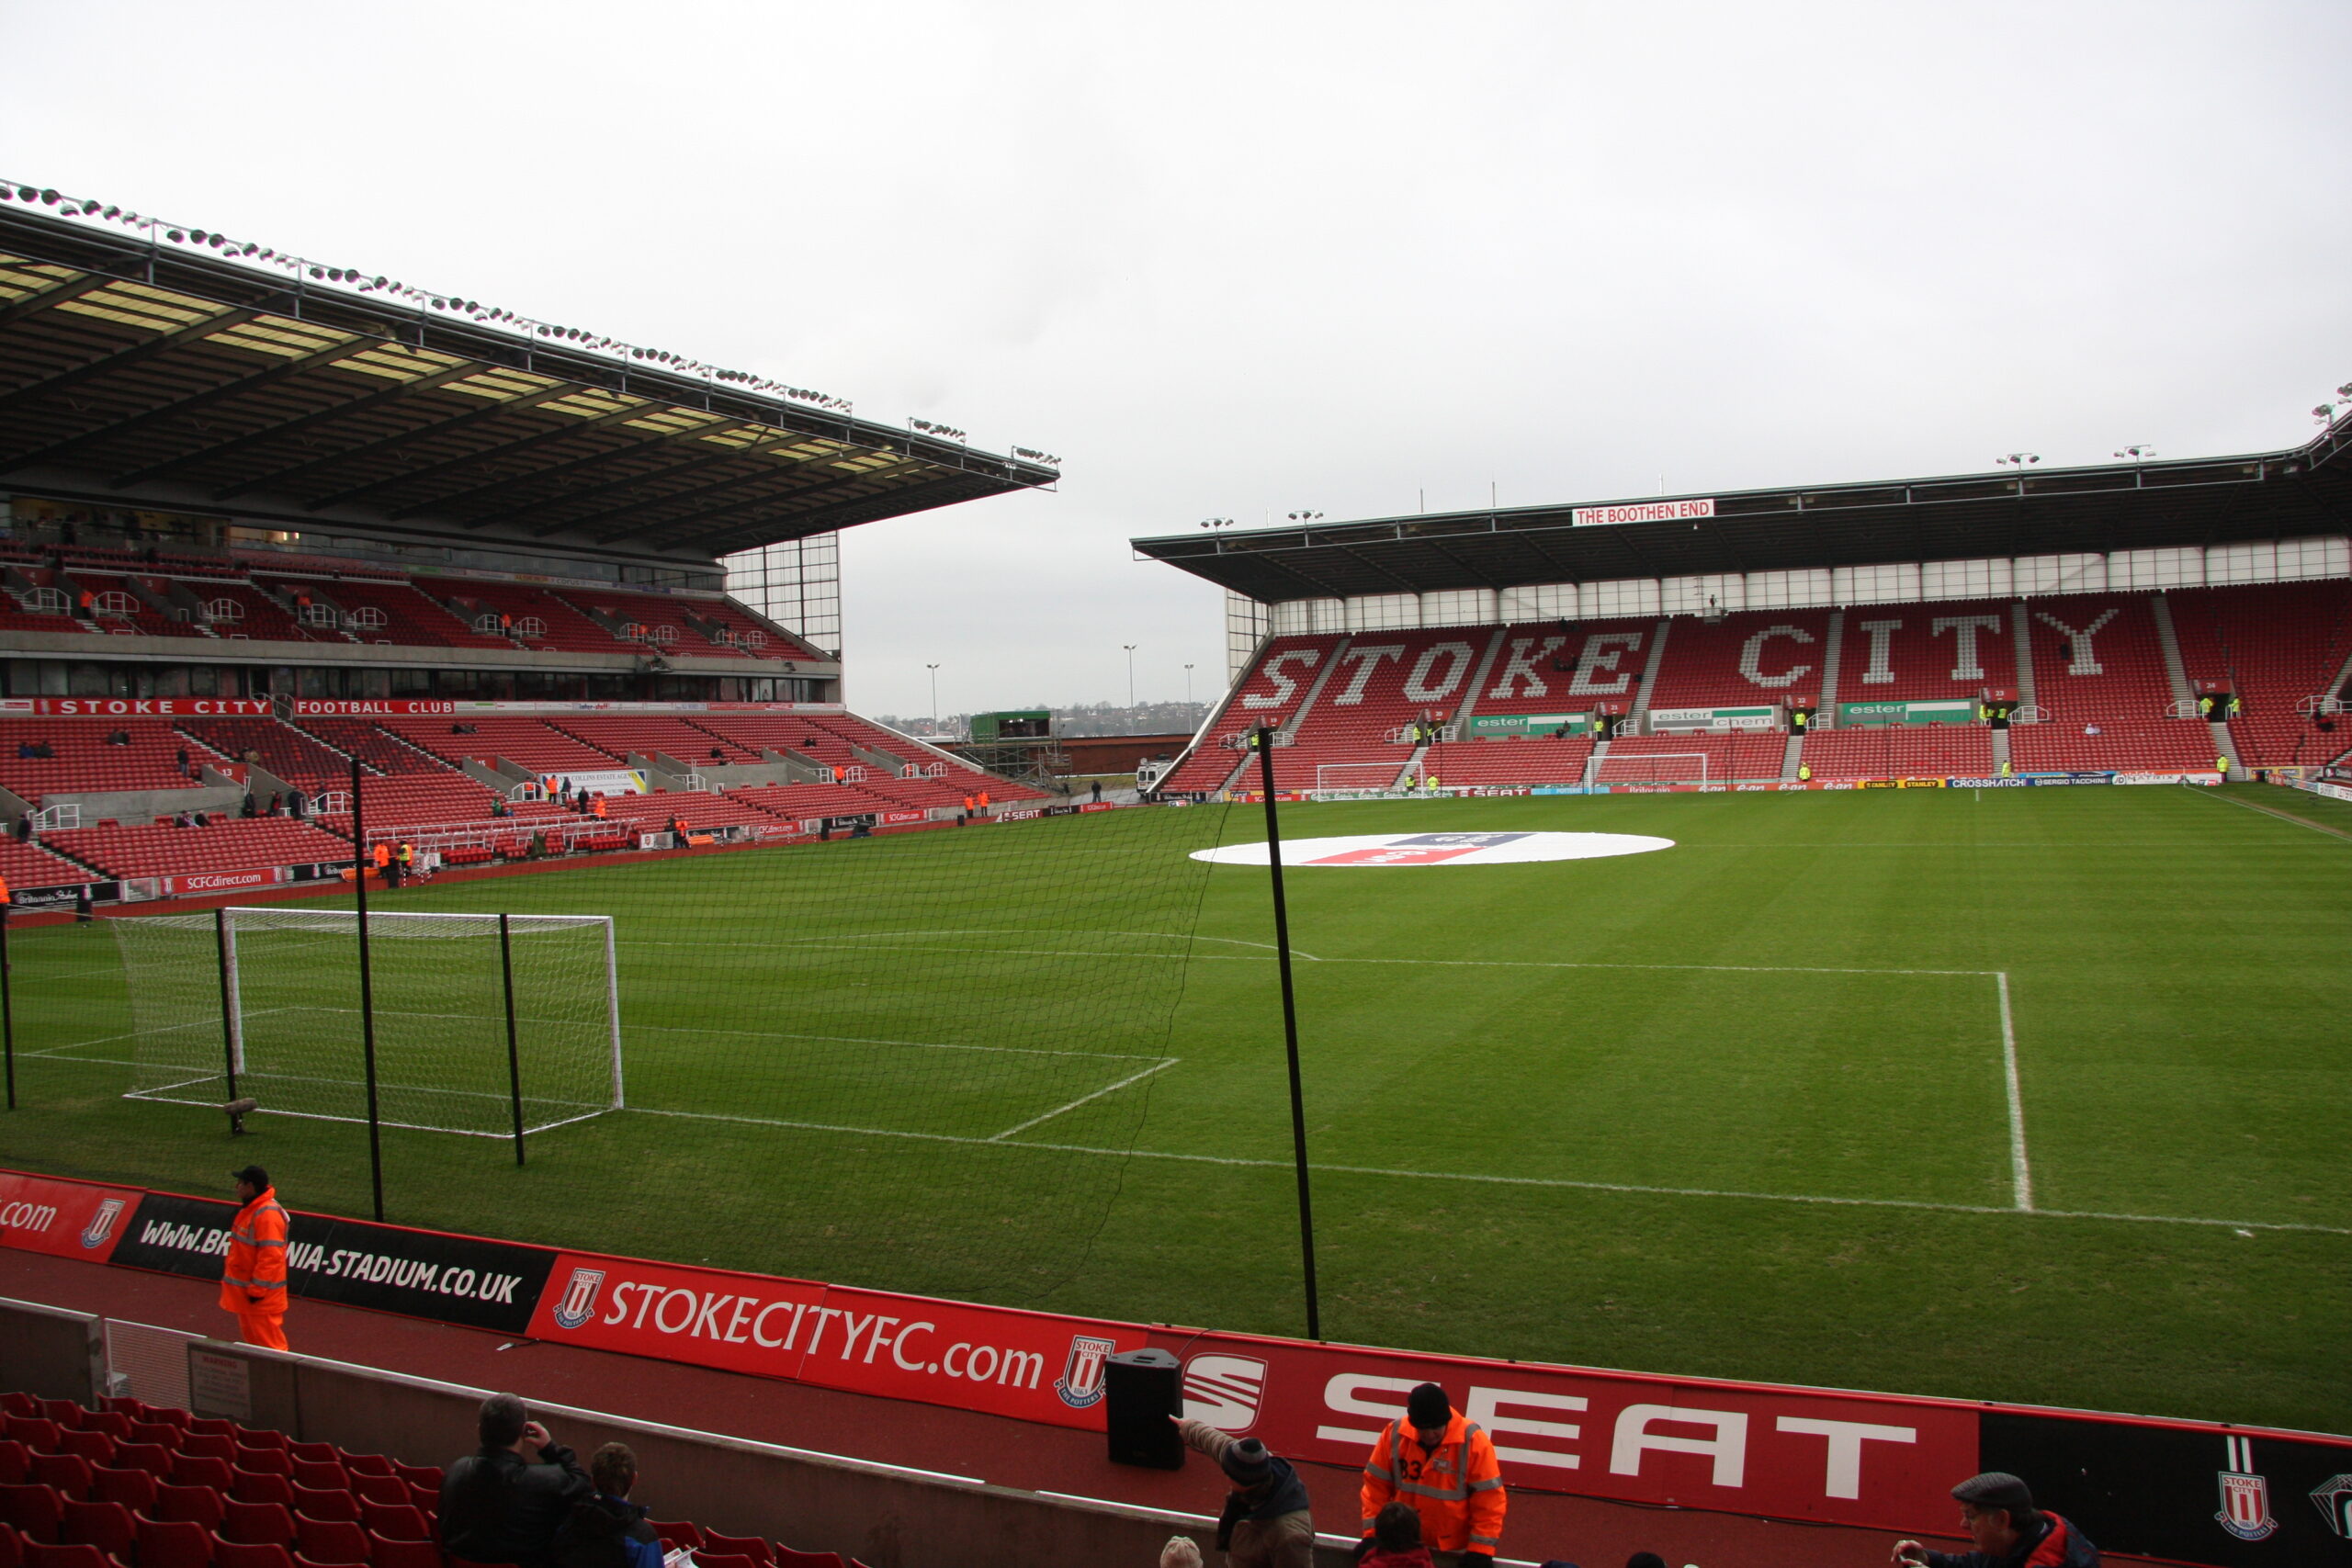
top-left (1594, 750), bottom-right (1712, 786)
top-left (1312, 761), bottom-right (1407, 798)
top-left (109, 908), bottom-right (619, 1137)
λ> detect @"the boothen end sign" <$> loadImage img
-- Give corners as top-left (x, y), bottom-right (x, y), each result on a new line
top-left (1572, 498), bottom-right (1716, 526)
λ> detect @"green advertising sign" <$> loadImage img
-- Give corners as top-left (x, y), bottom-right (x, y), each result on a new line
top-left (1468, 712), bottom-right (1587, 737)
top-left (1837, 699), bottom-right (1979, 727)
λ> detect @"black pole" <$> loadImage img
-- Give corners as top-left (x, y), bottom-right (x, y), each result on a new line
top-left (351, 759), bottom-right (385, 1221)
top-left (1, 909), bottom-right (15, 1111)
top-left (500, 913), bottom-right (525, 1167)
top-left (1254, 724), bottom-right (1321, 1339)
top-left (214, 908), bottom-right (237, 1104)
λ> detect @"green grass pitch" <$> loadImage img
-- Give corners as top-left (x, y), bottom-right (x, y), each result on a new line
top-left (5, 783), bottom-right (2347, 1433)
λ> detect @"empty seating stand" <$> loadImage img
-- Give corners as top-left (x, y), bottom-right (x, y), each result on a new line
top-left (0, 721), bottom-right (201, 800)
top-left (44, 820), bottom-right (354, 881)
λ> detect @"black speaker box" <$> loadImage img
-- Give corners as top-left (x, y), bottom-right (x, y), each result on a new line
top-left (1104, 1347), bottom-right (1184, 1469)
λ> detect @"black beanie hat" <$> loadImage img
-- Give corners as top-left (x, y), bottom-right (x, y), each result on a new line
top-left (1220, 1437), bottom-right (1273, 1484)
top-left (1952, 1472), bottom-right (2035, 1513)
top-left (1407, 1382), bottom-right (1451, 1428)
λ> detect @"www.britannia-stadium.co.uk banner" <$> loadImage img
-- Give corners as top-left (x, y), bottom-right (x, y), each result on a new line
top-left (6, 1168), bottom-right (2347, 1563)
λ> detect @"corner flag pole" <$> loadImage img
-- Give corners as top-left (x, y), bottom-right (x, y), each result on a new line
top-left (1255, 724), bottom-right (1321, 1339)
top-left (350, 758), bottom-right (385, 1221)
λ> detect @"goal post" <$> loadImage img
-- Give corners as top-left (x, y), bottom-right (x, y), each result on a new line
top-left (1594, 750), bottom-right (1712, 788)
top-left (1311, 761), bottom-right (1409, 799)
top-left (110, 908), bottom-right (620, 1141)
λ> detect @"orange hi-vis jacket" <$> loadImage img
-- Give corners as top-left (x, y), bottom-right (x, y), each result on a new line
top-left (1360, 1409), bottom-right (1506, 1555)
top-left (219, 1186), bottom-right (290, 1316)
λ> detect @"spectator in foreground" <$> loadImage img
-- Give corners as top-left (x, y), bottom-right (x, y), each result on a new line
top-left (1160, 1540), bottom-right (1204, 1568)
top-left (552, 1442), bottom-right (661, 1568)
top-left (441, 1393), bottom-right (593, 1568)
top-left (1892, 1472), bottom-right (2098, 1568)
top-left (1358, 1382), bottom-right (1505, 1566)
top-left (1360, 1501), bottom-right (1433, 1568)
top-left (1170, 1416), bottom-right (1313, 1568)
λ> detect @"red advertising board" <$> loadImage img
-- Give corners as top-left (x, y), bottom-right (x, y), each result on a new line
top-left (160, 867), bottom-right (282, 896)
top-left (523, 1252), bottom-right (1152, 1432)
top-left (0, 1169), bottom-right (141, 1261)
top-left (1141, 1327), bottom-right (1973, 1529)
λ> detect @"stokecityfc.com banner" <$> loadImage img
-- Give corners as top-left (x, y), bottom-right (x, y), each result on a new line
top-left (6, 1168), bottom-right (2348, 1561)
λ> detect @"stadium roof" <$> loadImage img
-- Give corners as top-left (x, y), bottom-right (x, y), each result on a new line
top-left (0, 186), bottom-right (1059, 568)
top-left (1136, 421), bottom-right (2352, 604)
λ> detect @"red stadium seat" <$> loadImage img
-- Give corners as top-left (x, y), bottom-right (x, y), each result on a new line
top-left (287, 1490), bottom-right (355, 1525)
top-left (107, 1448), bottom-right (169, 1481)
top-left (26, 1462), bottom-right (85, 1506)
top-left (3, 1424), bottom-right (59, 1457)
top-left (352, 1506), bottom-right (424, 1546)
top-left (694, 1552), bottom-right (757, 1568)
top-left (132, 1517), bottom-right (212, 1568)
top-left (208, 1539), bottom-right (294, 1568)
top-left (0, 1526), bottom-right (17, 1568)
top-left (176, 1438), bottom-right (236, 1465)
top-left (345, 1480), bottom-right (402, 1510)
top-left (292, 1519), bottom-right (368, 1566)
top-left (0, 1487), bottom-right (64, 1543)
top-left (698, 1532), bottom-right (770, 1563)
top-left (0, 1399), bottom-right (35, 1421)
top-left (58, 1501), bottom-right (133, 1563)
top-left (231, 1435), bottom-right (286, 1457)
top-left (384, 1468), bottom-right (436, 1494)
top-left (282, 1449), bottom-right (335, 1470)
top-left (771, 1550), bottom-right (844, 1568)
top-left (647, 1522), bottom-right (701, 1551)
top-left (334, 1460), bottom-right (391, 1483)
top-left (126, 1427), bottom-right (179, 1451)
top-left (230, 1475), bottom-right (292, 1510)
top-left (286, 1463), bottom-right (345, 1495)
top-left (32, 1412), bottom-right (79, 1438)
top-left (361, 1537), bottom-right (436, 1568)
top-left (83, 1473), bottom-right (152, 1517)
top-left (181, 1426), bottom-right (233, 1444)
top-left (232, 1451), bottom-right (289, 1479)
top-left (149, 1487), bottom-right (224, 1532)
top-left (68, 1422), bottom-right (122, 1450)
top-left (399, 1488), bottom-right (431, 1521)
top-left (217, 1502), bottom-right (293, 1550)
top-left (21, 1541), bottom-right (116, 1568)
top-left (0, 1447), bottom-right (26, 1487)
top-left (166, 1461), bottom-right (232, 1495)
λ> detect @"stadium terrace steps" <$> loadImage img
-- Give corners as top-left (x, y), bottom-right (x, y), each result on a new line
top-left (173, 718), bottom-right (356, 793)
top-left (1798, 724), bottom-right (1995, 779)
top-left (379, 718), bottom-right (620, 776)
top-left (0, 836), bottom-right (100, 887)
top-left (546, 716), bottom-right (763, 770)
top-left (44, 818), bottom-right (354, 879)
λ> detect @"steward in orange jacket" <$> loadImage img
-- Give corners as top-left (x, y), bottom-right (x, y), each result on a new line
top-left (1359, 1382), bottom-right (1505, 1562)
top-left (220, 1165), bottom-right (290, 1350)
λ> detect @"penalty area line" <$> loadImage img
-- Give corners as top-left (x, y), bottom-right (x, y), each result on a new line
top-left (1997, 971), bottom-right (2032, 1212)
top-left (621, 1105), bottom-right (2348, 1237)
top-left (987, 1058), bottom-right (1181, 1141)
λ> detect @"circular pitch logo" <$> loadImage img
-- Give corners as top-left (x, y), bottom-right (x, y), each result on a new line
top-left (1191, 830), bottom-right (1675, 867)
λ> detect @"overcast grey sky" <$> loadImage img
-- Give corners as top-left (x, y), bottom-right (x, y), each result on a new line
top-left (5, 2), bottom-right (2347, 718)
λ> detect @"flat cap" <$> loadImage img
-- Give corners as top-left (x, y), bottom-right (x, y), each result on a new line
top-left (1952, 1472), bottom-right (2035, 1512)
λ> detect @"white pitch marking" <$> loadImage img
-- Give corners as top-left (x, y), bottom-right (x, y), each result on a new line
top-left (986, 1058), bottom-right (1181, 1142)
top-left (2188, 784), bottom-right (2352, 842)
top-left (1996, 971), bottom-right (2032, 1212)
top-left (617, 1104), bottom-right (2351, 1236)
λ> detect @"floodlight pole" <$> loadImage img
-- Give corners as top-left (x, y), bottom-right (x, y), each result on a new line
top-left (500, 913), bottom-right (525, 1167)
top-left (350, 759), bottom-right (385, 1221)
top-left (0, 908), bottom-right (15, 1111)
top-left (1255, 724), bottom-right (1321, 1339)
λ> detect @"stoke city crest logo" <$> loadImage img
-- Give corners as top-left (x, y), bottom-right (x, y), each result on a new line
top-left (551, 1268), bottom-right (606, 1331)
top-left (2216, 1435), bottom-right (2278, 1542)
top-left (1054, 1335), bottom-right (1116, 1409)
top-left (80, 1199), bottom-right (126, 1250)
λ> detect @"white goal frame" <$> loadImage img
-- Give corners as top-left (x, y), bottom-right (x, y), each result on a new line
top-left (1594, 750), bottom-right (1712, 787)
top-left (1311, 761), bottom-right (1408, 800)
top-left (122, 906), bottom-right (622, 1138)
